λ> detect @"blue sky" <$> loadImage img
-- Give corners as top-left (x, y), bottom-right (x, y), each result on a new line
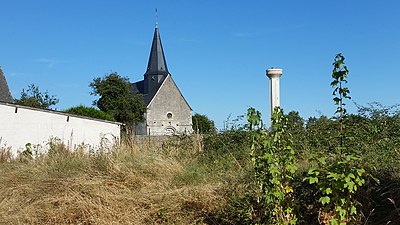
top-left (1, 1), bottom-right (399, 129)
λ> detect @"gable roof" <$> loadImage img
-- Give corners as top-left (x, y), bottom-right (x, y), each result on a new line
top-left (147, 75), bottom-right (192, 110)
top-left (0, 66), bottom-right (13, 103)
top-left (144, 24), bottom-right (169, 76)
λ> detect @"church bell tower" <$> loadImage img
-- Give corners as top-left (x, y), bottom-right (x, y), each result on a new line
top-left (143, 24), bottom-right (170, 101)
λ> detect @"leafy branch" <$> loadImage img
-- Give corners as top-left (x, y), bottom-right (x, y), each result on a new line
top-left (247, 107), bottom-right (298, 225)
top-left (331, 53), bottom-right (351, 150)
top-left (304, 54), bottom-right (370, 225)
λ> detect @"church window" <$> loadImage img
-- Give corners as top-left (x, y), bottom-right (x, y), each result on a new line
top-left (165, 127), bottom-right (175, 136)
top-left (167, 112), bottom-right (173, 119)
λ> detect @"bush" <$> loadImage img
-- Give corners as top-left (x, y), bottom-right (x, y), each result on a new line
top-left (64, 105), bottom-right (115, 121)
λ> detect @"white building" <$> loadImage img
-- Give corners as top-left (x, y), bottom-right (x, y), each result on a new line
top-left (0, 102), bottom-right (122, 156)
top-left (0, 67), bottom-right (121, 156)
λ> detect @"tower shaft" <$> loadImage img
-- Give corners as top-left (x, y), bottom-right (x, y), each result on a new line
top-left (266, 68), bottom-right (282, 118)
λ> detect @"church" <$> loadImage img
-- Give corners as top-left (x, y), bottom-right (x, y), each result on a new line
top-left (0, 66), bottom-right (13, 103)
top-left (132, 24), bottom-right (193, 136)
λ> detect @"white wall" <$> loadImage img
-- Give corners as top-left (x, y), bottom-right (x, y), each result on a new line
top-left (0, 103), bottom-right (121, 156)
top-left (146, 75), bottom-right (193, 136)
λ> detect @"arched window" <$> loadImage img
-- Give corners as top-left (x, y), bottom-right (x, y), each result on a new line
top-left (165, 127), bottom-right (175, 136)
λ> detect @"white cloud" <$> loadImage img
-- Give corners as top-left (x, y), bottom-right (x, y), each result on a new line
top-left (35, 58), bottom-right (66, 68)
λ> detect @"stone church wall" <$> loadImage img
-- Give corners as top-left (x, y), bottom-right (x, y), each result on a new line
top-left (146, 76), bottom-right (193, 136)
top-left (0, 102), bottom-right (121, 156)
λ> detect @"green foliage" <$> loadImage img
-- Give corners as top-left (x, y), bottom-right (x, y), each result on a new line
top-left (283, 104), bottom-right (399, 223)
top-left (286, 111), bottom-right (304, 131)
top-left (304, 116), bottom-right (340, 154)
top-left (192, 113), bottom-right (217, 134)
top-left (64, 105), bottom-right (115, 121)
top-left (14, 84), bottom-right (59, 109)
top-left (304, 153), bottom-right (366, 224)
top-left (331, 53), bottom-right (351, 119)
top-left (247, 106), bottom-right (298, 225)
top-left (304, 53), bottom-right (368, 225)
top-left (89, 72), bottom-right (146, 134)
top-left (201, 129), bottom-right (251, 179)
top-left (349, 104), bottom-right (400, 176)
top-left (356, 101), bottom-right (400, 121)
top-left (21, 143), bottom-right (33, 160)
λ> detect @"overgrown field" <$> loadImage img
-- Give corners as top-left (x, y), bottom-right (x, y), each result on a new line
top-left (1, 110), bottom-right (400, 225)
top-left (0, 133), bottom-right (251, 225)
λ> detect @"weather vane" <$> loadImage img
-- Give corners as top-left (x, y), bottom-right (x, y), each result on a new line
top-left (155, 8), bottom-right (158, 27)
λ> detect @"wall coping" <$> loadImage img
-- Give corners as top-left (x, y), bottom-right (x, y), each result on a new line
top-left (0, 101), bottom-right (123, 126)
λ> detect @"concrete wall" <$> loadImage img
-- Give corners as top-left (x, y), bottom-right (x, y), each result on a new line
top-left (0, 102), bottom-right (121, 156)
top-left (145, 75), bottom-right (193, 135)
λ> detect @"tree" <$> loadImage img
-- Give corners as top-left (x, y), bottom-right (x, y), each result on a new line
top-left (192, 113), bottom-right (216, 134)
top-left (286, 111), bottom-right (304, 131)
top-left (14, 84), bottom-right (59, 109)
top-left (89, 72), bottom-right (146, 134)
top-left (64, 105), bottom-right (115, 121)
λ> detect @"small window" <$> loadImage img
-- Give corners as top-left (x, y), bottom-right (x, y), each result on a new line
top-left (167, 113), bottom-right (173, 119)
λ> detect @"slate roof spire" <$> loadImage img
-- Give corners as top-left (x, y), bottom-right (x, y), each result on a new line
top-left (0, 66), bottom-right (13, 103)
top-left (144, 25), bottom-right (169, 76)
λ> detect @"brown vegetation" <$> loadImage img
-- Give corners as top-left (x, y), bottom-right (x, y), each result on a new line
top-left (0, 136), bottom-right (241, 225)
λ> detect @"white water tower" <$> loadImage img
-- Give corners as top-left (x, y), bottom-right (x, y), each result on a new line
top-left (266, 68), bottom-right (283, 117)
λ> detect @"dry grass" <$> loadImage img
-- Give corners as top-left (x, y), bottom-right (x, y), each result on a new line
top-left (0, 136), bottom-right (237, 225)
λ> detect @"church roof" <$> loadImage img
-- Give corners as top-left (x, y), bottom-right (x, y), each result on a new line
top-left (131, 80), bottom-right (144, 95)
top-left (0, 66), bottom-right (13, 103)
top-left (132, 24), bottom-right (192, 110)
top-left (144, 24), bottom-right (169, 76)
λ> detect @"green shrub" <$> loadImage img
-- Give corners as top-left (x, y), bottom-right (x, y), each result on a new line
top-left (64, 105), bottom-right (115, 121)
top-left (247, 106), bottom-right (298, 225)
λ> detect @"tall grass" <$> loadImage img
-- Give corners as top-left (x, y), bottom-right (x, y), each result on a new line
top-left (0, 134), bottom-right (250, 225)
top-left (2, 126), bottom-right (399, 224)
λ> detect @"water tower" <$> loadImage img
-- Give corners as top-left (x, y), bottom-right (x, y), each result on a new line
top-left (266, 68), bottom-right (282, 117)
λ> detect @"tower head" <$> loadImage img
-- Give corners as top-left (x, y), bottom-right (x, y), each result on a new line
top-left (266, 67), bottom-right (283, 79)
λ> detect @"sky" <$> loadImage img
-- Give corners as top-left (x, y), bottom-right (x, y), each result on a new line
top-left (1, 0), bottom-right (399, 129)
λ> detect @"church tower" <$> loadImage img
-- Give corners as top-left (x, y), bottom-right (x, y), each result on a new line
top-left (143, 24), bottom-right (169, 104)
top-left (0, 66), bottom-right (13, 103)
top-left (132, 24), bottom-right (193, 135)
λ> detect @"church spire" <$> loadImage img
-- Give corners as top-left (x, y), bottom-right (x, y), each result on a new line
top-left (144, 25), bottom-right (169, 76)
top-left (0, 66), bottom-right (13, 103)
